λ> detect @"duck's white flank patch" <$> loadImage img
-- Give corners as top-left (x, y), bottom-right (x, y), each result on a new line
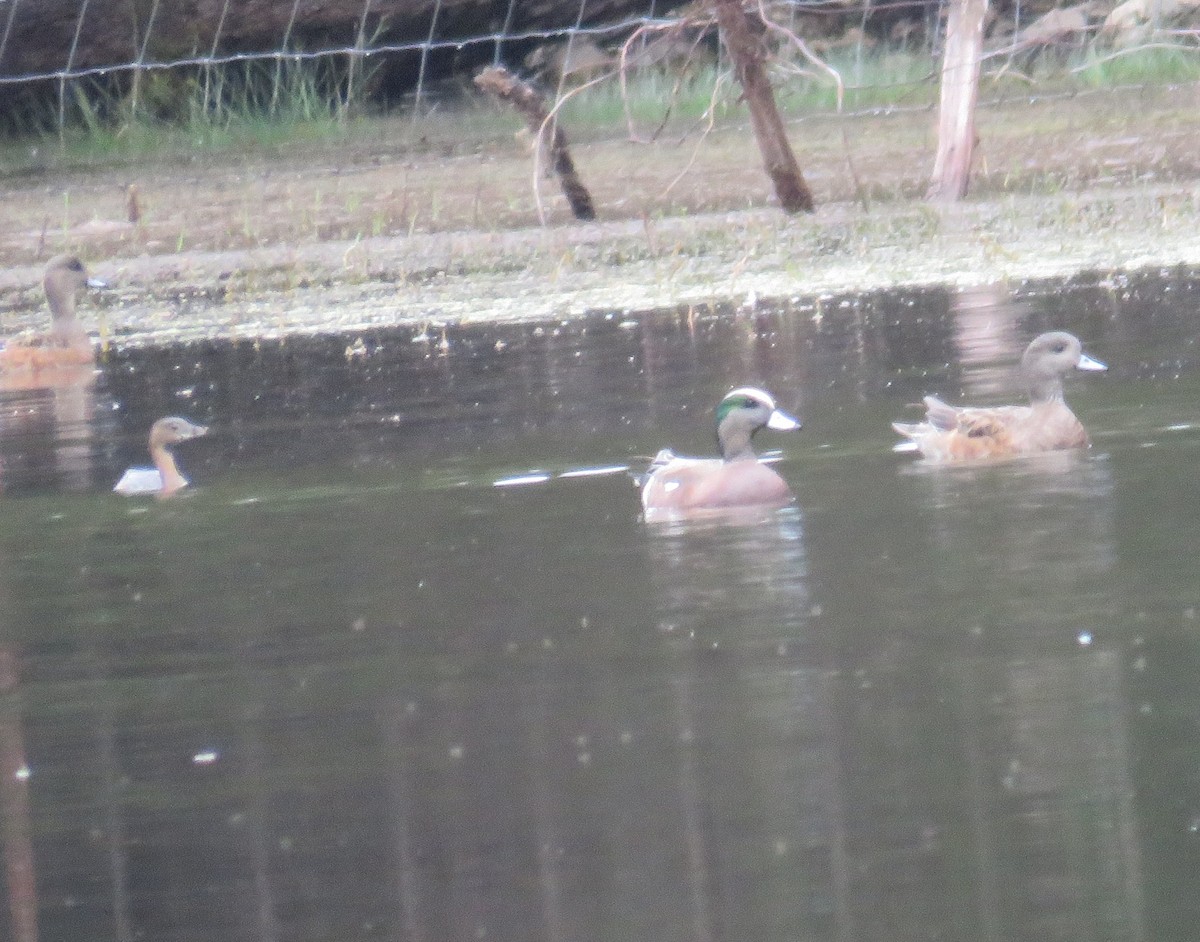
top-left (114, 467), bottom-right (169, 495)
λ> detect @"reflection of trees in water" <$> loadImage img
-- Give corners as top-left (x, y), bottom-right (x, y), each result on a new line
top-left (3, 279), bottom-right (1173, 942)
top-left (799, 433), bottom-right (1144, 941)
top-left (379, 698), bottom-right (427, 942)
top-left (9, 444), bottom-right (1149, 942)
top-left (11, 618), bottom-right (1148, 942)
top-left (906, 453), bottom-right (1117, 633)
top-left (0, 371), bottom-right (98, 494)
top-left (818, 651), bottom-right (1144, 942)
top-left (89, 650), bottom-right (133, 942)
top-left (0, 649), bottom-right (37, 942)
top-left (4, 273), bottom-right (1137, 496)
top-left (95, 300), bottom-right (912, 475)
top-left (240, 702), bottom-right (281, 942)
top-left (950, 285), bottom-right (1027, 397)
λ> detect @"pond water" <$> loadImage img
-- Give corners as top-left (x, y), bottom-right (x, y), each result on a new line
top-left (1, 267), bottom-right (1198, 942)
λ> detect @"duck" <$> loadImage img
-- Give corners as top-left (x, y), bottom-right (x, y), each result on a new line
top-left (891, 330), bottom-right (1107, 462)
top-left (0, 255), bottom-right (107, 372)
top-left (113, 417), bottom-right (209, 498)
top-left (640, 386), bottom-right (801, 516)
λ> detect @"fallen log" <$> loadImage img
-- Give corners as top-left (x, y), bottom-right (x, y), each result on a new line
top-left (474, 65), bottom-right (596, 222)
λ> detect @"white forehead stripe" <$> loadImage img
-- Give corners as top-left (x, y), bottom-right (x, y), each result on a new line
top-left (724, 386), bottom-right (776, 408)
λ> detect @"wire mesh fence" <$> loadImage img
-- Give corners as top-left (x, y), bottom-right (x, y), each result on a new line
top-left (2, 0), bottom-right (1199, 279)
top-left (0, 2), bottom-right (691, 104)
top-left (2, 0), bottom-right (1197, 140)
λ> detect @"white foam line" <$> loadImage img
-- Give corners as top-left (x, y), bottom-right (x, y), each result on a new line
top-left (493, 473), bottom-right (552, 488)
top-left (558, 465), bottom-right (630, 479)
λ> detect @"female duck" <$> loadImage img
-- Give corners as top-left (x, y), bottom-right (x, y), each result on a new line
top-left (0, 255), bottom-right (106, 372)
top-left (891, 330), bottom-right (1107, 461)
top-left (114, 417), bottom-right (209, 498)
top-left (641, 386), bottom-right (801, 515)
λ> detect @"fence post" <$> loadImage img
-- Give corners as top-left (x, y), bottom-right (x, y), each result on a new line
top-left (927, 0), bottom-right (990, 201)
top-left (710, 0), bottom-right (815, 214)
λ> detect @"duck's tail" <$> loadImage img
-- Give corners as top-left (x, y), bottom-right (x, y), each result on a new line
top-left (921, 395), bottom-right (962, 431)
top-left (890, 424), bottom-right (924, 453)
top-left (628, 448), bottom-right (676, 488)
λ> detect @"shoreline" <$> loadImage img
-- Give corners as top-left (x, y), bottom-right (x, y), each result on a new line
top-left (3, 182), bottom-right (1199, 348)
top-left (4, 82), bottom-right (1200, 348)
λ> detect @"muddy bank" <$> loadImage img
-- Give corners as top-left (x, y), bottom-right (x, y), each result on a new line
top-left (1, 184), bottom-right (1198, 349)
top-left (3, 86), bottom-right (1200, 347)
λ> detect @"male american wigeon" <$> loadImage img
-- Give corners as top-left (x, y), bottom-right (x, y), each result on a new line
top-left (0, 255), bottom-right (106, 372)
top-left (640, 386), bottom-right (801, 515)
top-left (891, 330), bottom-right (1107, 462)
top-left (114, 417), bottom-right (209, 498)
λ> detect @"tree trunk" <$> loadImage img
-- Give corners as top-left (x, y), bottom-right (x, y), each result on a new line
top-left (711, 0), bottom-right (814, 214)
top-left (927, 0), bottom-right (989, 201)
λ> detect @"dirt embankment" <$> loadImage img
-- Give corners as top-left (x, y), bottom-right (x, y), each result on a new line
top-left (3, 84), bottom-right (1200, 348)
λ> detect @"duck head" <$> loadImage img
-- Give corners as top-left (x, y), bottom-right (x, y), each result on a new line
top-left (149, 416), bottom-right (209, 451)
top-left (715, 386), bottom-right (801, 461)
top-left (1021, 331), bottom-right (1107, 402)
top-left (43, 254), bottom-right (106, 326)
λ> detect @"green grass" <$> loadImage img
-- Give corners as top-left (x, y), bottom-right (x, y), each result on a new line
top-left (3, 43), bottom-right (1200, 175)
top-left (1070, 44), bottom-right (1200, 86)
top-left (777, 48), bottom-right (939, 112)
top-left (0, 57), bottom-right (374, 170)
top-left (557, 65), bottom-right (739, 131)
top-left (553, 49), bottom-right (940, 132)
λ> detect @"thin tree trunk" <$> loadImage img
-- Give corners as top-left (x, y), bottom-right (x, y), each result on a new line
top-left (711, 0), bottom-right (814, 213)
top-left (927, 0), bottom-right (989, 200)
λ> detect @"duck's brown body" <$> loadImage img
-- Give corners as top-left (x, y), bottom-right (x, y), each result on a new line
top-left (641, 452), bottom-right (794, 513)
top-left (641, 387), bottom-right (801, 518)
top-left (0, 256), bottom-right (103, 375)
top-left (892, 332), bottom-right (1106, 462)
top-left (897, 395), bottom-right (1090, 462)
top-left (113, 417), bottom-right (208, 499)
top-left (0, 343), bottom-right (93, 371)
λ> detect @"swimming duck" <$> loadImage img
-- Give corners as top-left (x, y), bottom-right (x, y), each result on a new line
top-left (0, 255), bottom-right (106, 372)
top-left (640, 386), bottom-right (801, 515)
top-left (113, 417), bottom-right (208, 498)
top-left (891, 330), bottom-right (1107, 462)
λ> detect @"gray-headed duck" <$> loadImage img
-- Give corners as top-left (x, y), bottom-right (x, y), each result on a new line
top-left (114, 417), bottom-right (208, 498)
top-left (640, 386), bottom-right (801, 516)
top-left (0, 255), bottom-right (106, 372)
top-left (892, 330), bottom-right (1107, 462)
